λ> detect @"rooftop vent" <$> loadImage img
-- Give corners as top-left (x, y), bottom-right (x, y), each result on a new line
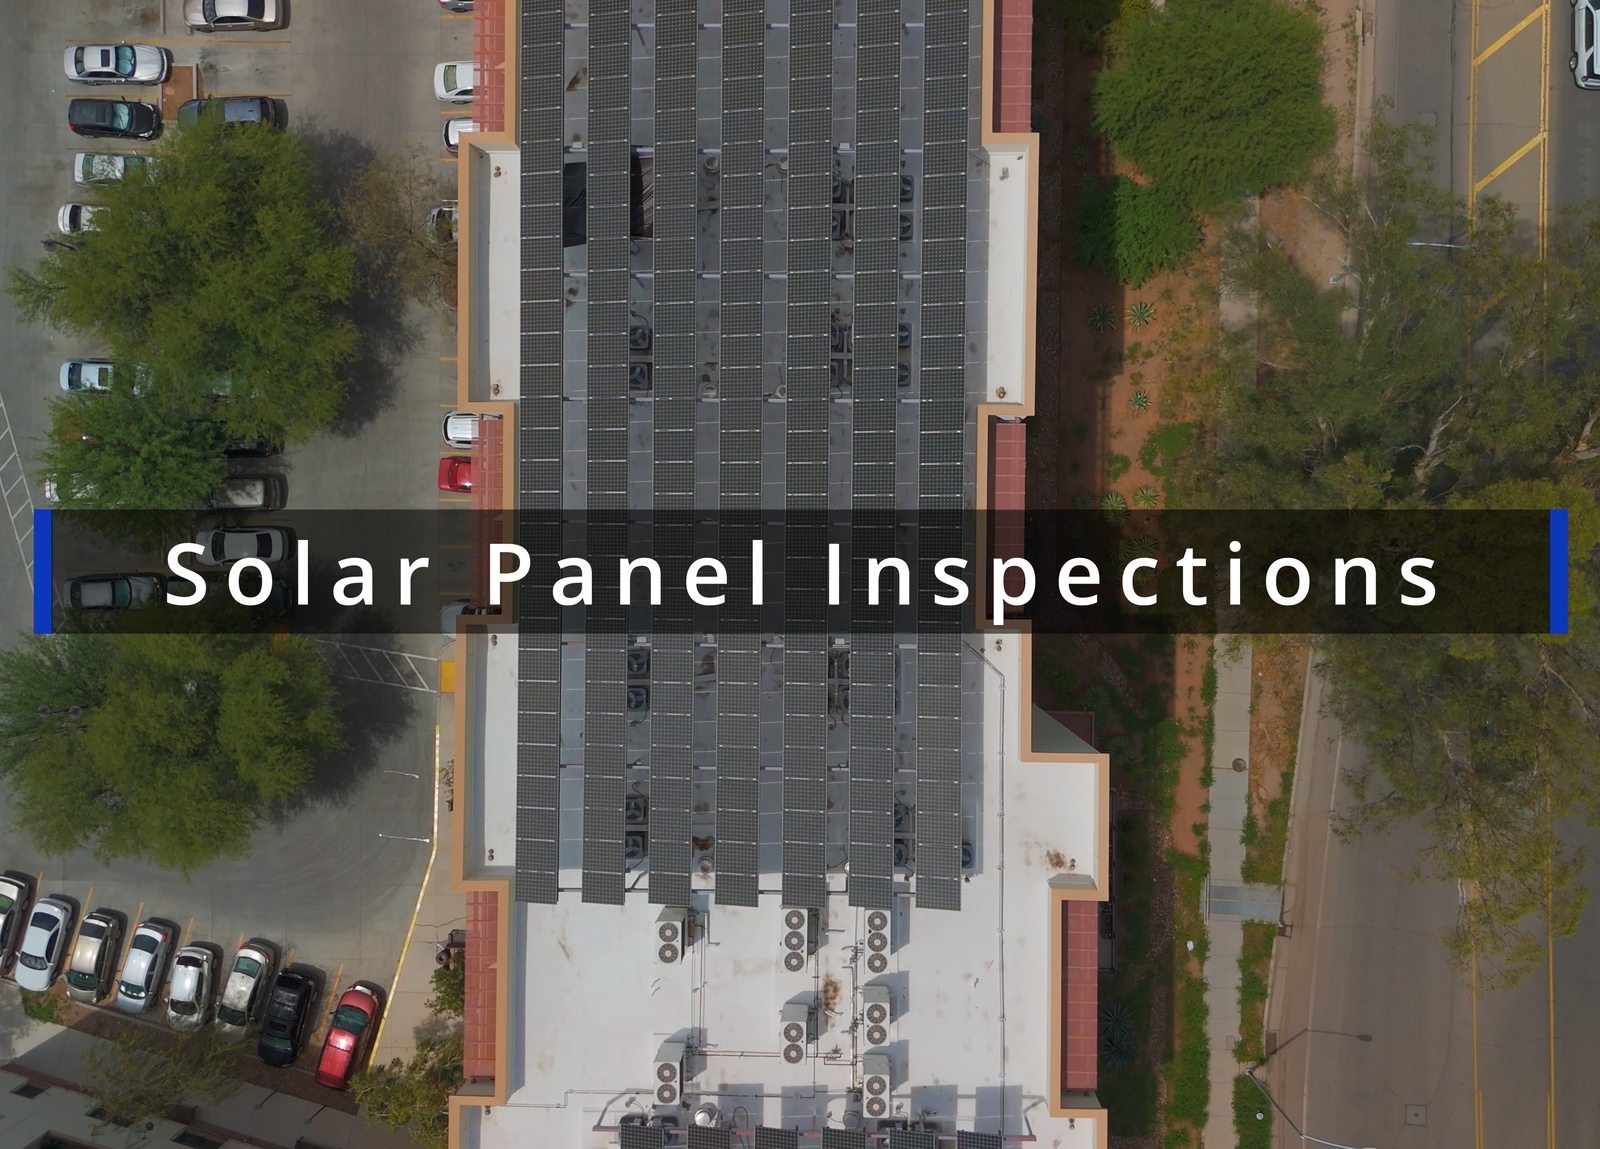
top-left (780, 999), bottom-right (815, 1064)
top-left (782, 907), bottom-right (815, 972)
top-left (865, 911), bottom-right (889, 974)
top-left (863, 982), bottom-right (892, 1047)
top-left (656, 907), bottom-right (688, 965)
top-left (653, 1039), bottom-right (687, 1105)
top-left (862, 1052), bottom-right (891, 1119)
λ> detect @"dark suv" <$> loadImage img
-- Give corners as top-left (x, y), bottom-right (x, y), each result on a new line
top-left (257, 969), bottom-right (316, 1068)
top-left (68, 98), bottom-right (161, 140)
top-left (177, 96), bottom-right (283, 130)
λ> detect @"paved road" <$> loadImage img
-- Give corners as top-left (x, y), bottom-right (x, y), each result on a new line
top-left (1263, 666), bottom-right (1600, 1148)
top-left (0, 0), bottom-right (467, 1060)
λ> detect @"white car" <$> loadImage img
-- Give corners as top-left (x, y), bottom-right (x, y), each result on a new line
top-left (1577, 0), bottom-right (1600, 88)
top-left (434, 61), bottom-right (478, 102)
top-left (72, 152), bottom-right (151, 185)
top-left (443, 116), bottom-right (478, 154)
top-left (13, 897), bottom-right (75, 992)
top-left (184, 0), bottom-right (284, 31)
top-left (167, 946), bottom-right (215, 1029)
top-left (64, 43), bottom-right (171, 85)
top-left (58, 204), bottom-right (103, 234)
top-left (194, 527), bottom-right (289, 565)
top-left (442, 409), bottom-right (494, 448)
top-left (59, 359), bottom-right (150, 395)
top-left (117, 921), bottom-right (175, 1014)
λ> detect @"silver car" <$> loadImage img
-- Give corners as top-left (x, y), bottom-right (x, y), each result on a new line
top-left (0, 875), bottom-right (36, 976)
top-left (65, 910), bottom-right (124, 1005)
top-left (1577, 0), bottom-right (1600, 88)
top-left (184, 0), bottom-right (284, 31)
top-left (116, 921), bottom-right (175, 1014)
top-left (194, 527), bottom-right (289, 565)
top-left (216, 939), bottom-right (277, 1039)
top-left (72, 152), bottom-right (151, 186)
top-left (58, 204), bottom-right (102, 234)
top-left (63, 574), bottom-right (163, 611)
top-left (64, 43), bottom-right (171, 85)
top-left (167, 946), bottom-right (215, 1029)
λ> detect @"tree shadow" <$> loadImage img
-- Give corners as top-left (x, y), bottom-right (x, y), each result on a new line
top-left (294, 118), bottom-right (425, 440)
top-left (273, 656), bottom-right (418, 817)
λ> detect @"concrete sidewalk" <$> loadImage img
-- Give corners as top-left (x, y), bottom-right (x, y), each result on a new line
top-left (370, 656), bottom-right (467, 1067)
top-left (1203, 644), bottom-right (1252, 1149)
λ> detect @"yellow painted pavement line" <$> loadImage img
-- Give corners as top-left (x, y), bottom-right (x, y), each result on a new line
top-left (1474, 3), bottom-right (1543, 66)
top-left (64, 38), bottom-right (291, 45)
top-left (113, 901), bottom-right (145, 985)
top-left (181, 916), bottom-right (193, 947)
top-left (312, 961), bottom-right (345, 1044)
top-left (1475, 131), bottom-right (1545, 194)
top-left (438, 496), bottom-right (473, 504)
top-left (371, 724), bottom-right (442, 1055)
top-left (440, 156), bottom-right (459, 163)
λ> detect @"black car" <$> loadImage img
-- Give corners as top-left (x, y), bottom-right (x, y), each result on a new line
top-left (257, 970), bottom-right (316, 1068)
top-left (68, 98), bottom-right (161, 140)
top-left (177, 96), bottom-right (283, 130)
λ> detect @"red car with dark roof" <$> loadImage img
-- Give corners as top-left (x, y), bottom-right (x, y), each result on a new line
top-left (313, 984), bottom-right (379, 1089)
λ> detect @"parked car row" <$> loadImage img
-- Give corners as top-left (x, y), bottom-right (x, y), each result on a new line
top-left (0, 874), bottom-right (381, 1089)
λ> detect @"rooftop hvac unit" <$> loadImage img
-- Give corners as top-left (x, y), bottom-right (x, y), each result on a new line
top-left (892, 803), bottom-right (911, 833)
top-left (862, 1052), bottom-right (891, 1119)
top-left (626, 795), bottom-right (649, 825)
top-left (782, 907), bottom-right (814, 973)
top-left (625, 832), bottom-right (648, 864)
top-left (629, 320), bottom-right (654, 352)
top-left (627, 648), bottom-right (652, 678)
top-left (900, 173), bottom-right (914, 203)
top-left (780, 999), bottom-right (814, 1063)
top-left (653, 1039), bottom-right (687, 1105)
top-left (962, 841), bottom-right (975, 871)
top-left (866, 911), bottom-right (889, 975)
top-left (893, 838), bottom-right (912, 869)
top-left (863, 982), bottom-right (892, 1046)
top-left (627, 686), bottom-right (651, 713)
top-left (656, 907), bottom-right (688, 964)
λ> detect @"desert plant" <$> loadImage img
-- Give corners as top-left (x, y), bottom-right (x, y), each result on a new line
top-left (1101, 491), bottom-right (1129, 522)
top-left (1129, 389), bottom-right (1151, 412)
top-left (1088, 303), bottom-right (1117, 333)
top-left (1127, 300), bottom-right (1155, 328)
top-left (1072, 144), bottom-right (1092, 169)
top-left (1133, 485), bottom-right (1161, 508)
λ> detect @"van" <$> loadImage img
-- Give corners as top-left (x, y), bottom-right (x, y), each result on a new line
top-left (208, 476), bottom-right (285, 511)
top-left (1576, 0), bottom-right (1600, 88)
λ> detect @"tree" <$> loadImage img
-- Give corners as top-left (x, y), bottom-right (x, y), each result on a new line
top-left (339, 145), bottom-right (459, 310)
top-left (351, 1035), bottom-right (463, 1149)
top-left (1093, 0), bottom-right (1336, 214)
top-left (426, 961), bottom-right (466, 1018)
top-left (84, 1026), bottom-right (241, 1127)
top-left (40, 392), bottom-right (227, 511)
top-left (6, 113), bottom-right (356, 447)
top-left (1073, 175), bottom-right (1202, 286)
top-left (0, 633), bottom-right (342, 873)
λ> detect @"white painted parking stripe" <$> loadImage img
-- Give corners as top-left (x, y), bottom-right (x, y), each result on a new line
top-left (0, 389), bottom-right (36, 591)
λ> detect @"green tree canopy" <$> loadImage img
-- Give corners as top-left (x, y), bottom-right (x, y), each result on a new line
top-left (0, 632), bottom-right (342, 873)
top-left (1073, 175), bottom-right (1202, 287)
top-left (352, 1035), bottom-right (463, 1149)
top-left (7, 113), bottom-right (356, 447)
top-left (1093, 0), bottom-right (1336, 213)
top-left (40, 392), bottom-right (227, 511)
top-left (339, 145), bottom-right (458, 311)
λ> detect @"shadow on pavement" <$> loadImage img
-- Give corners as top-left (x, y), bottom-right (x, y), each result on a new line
top-left (283, 672), bottom-right (419, 816)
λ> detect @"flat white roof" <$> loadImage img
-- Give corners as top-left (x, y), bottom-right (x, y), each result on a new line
top-left (470, 638), bottom-right (1103, 1146)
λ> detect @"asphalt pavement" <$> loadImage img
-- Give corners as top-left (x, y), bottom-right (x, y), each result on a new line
top-left (0, 0), bottom-right (469, 1065)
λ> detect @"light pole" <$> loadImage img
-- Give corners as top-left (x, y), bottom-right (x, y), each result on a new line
top-left (1245, 1065), bottom-right (1377, 1149)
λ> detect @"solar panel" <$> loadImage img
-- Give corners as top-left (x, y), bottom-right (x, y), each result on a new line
top-left (887, 1133), bottom-right (937, 1149)
top-left (688, 1128), bottom-right (733, 1149)
top-left (758, 1130), bottom-right (801, 1149)
top-left (956, 1134), bottom-right (1003, 1149)
top-left (820, 1132), bottom-right (866, 1149)
top-left (620, 1126), bottom-right (665, 1149)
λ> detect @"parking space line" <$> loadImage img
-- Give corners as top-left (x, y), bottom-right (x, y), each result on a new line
top-left (438, 496), bottom-right (472, 503)
top-left (312, 962), bottom-right (344, 1043)
top-left (181, 916), bottom-right (193, 947)
top-left (441, 11), bottom-right (474, 16)
top-left (204, 92), bottom-right (293, 99)
top-left (1473, 3), bottom-right (1542, 65)
top-left (113, 901), bottom-right (145, 984)
top-left (1475, 130), bottom-right (1545, 194)
top-left (284, 946), bottom-right (295, 968)
top-left (440, 356), bottom-right (458, 362)
top-left (66, 38), bottom-right (294, 45)
top-left (372, 725), bottom-right (443, 1055)
top-left (236, 932), bottom-right (244, 951)
top-left (0, 391), bottom-right (37, 592)
top-left (440, 157), bottom-right (459, 163)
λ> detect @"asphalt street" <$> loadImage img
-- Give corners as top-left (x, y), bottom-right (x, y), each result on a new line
top-left (1264, 666), bottom-right (1600, 1148)
top-left (0, 0), bottom-right (468, 1061)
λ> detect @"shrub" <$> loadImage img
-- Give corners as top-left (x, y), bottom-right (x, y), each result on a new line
top-left (1073, 176), bottom-right (1202, 286)
top-left (1093, 0), bottom-right (1336, 213)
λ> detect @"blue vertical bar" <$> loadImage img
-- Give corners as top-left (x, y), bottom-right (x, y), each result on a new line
top-left (33, 508), bottom-right (52, 636)
top-left (1550, 508), bottom-right (1569, 636)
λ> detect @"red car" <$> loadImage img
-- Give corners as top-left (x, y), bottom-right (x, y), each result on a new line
top-left (437, 455), bottom-right (473, 493)
top-left (313, 984), bottom-right (380, 1089)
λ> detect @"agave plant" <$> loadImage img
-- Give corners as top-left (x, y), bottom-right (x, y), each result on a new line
top-left (1101, 1030), bottom-right (1138, 1071)
top-left (1129, 389), bottom-right (1150, 412)
top-left (1126, 300), bottom-right (1155, 329)
top-left (1133, 485), bottom-right (1160, 509)
top-left (1100, 999), bottom-right (1136, 1046)
top-left (1072, 493), bottom-right (1097, 510)
top-left (1088, 304), bottom-right (1116, 334)
top-left (1131, 534), bottom-right (1158, 558)
top-left (1079, 685), bottom-right (1112, 715)
top-left (1106, 734), bottom-right (1135, 769)
top-left (1071, 144), bottom-right (1092, 170)
top-left (1100, 491), bottom-right (1129, 524)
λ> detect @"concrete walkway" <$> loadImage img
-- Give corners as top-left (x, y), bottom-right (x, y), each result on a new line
top-left (1203, 643), bottom-right (1253, 1149)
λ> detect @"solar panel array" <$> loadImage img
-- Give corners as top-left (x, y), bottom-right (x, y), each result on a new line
top-left (887, 1132), bottom-right (938, 1149)
top-left (714, 0), bottom-right (767, 908)
top-left (757, 1129), bottom-right (801, 1149)
top-left (955, 1133), bottom-right (1003, 1149)
top-left (913, 0), bottom-right (970, 913)
top-left (620, 1125), bottom-right (666, 1149)
top-left (514, 0), bottom-right (568, 905)
top-left (846, 0), bottom-right (903, 911)
top-left (648, 0), bottom-right (701, 910)
top-left (688, 1128), bottom-right (733, 1149)
top-left (820, 1131), bottom-right (866, 1149)
top-left (780, 0), bottom-right (835, 914)
top-left (581, 0), bottom-right (634, 906)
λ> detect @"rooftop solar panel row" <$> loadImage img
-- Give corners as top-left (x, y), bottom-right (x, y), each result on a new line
top-left (515, 0), bottom-right (569, 905)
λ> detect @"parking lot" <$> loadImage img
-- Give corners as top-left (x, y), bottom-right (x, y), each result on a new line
top-left (0, 0), bottom-right (471, 1064)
